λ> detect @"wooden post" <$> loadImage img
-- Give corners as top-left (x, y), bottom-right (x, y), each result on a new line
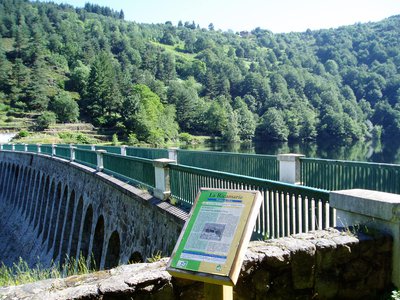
top-left (204, 283), bottom-right (233, 300)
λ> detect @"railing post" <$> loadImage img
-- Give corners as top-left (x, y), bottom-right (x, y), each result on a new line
top-left (96, 150), bottom-right (107, 171)
top-left (37, 143), bottom-right (41, 154)
top-left (121, 145), bottom-right (127, 156)
top-left (70, 145), bottom-right (76, 162)
top-left (11, 144), bottom-right (15, 151)
top-left (51, 144), bottom-right (56, 157)
top-left (168, 147), bottom-right (178, 161)
top-left (24, 143), bottom-right (28, 152)
top-left (277, 154), bottom-right (305, 184)
top-left (331, 189), bottom-right (400, 288)
top-left (91, 144), bottom-right (96, 151)
top-left (153, 158), bottom-right (176, 200)
top-left (0, 144), bottom-right (3, 150)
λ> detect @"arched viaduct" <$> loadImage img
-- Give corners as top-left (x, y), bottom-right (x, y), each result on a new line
top-left (0, 151), bottom-right (185, 270)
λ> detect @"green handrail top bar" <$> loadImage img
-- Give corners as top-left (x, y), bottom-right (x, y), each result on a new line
top-left (75, 144), bottom-right (93, 150)
top-left (300, 157), bottom-right (400, 168)
top-left (103, 151), bottom-right (154, 164)
top-left (169, 163), bottom-right (329, 200)
top-left (177, 149), bottom-right (277, 159)
top-left (125, 147), bottom-right (168, 159)
top-left (95, 145), bottom-right (121, 154)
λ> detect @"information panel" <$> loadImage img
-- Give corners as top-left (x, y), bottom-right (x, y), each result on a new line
top-left (167, 188), bottom-right (262, 286)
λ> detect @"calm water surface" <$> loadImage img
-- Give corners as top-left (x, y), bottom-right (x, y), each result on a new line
top-left (183, 138), bottom-right (400, 165)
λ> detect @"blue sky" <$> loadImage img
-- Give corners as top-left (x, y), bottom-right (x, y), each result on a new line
top-left (48, 0), bottom-right (400, 33)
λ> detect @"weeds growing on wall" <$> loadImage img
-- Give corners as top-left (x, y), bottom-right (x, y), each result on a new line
top-left (0, 255), bottom-right (95, 287)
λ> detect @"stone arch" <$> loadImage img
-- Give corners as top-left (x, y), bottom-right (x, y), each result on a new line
top-left (21, 168), bottom-right (32, 215)
top-left (104, 231), bottom-right (120, 269)
top-left (30, 171), bottom-right (43, 224)
top-left (128, 251), bottom-right (143, 263)
top-left (80, 204), bottom-right (93, 262)
top-left (16, 166), bottom-right (29, 210)
top-left (37, 175), bottom-right (51, 235)
top-left (22, 168), bottom-right (34, 218)
top-left (13, 165), bottom-right (26, 210)
top-left (42, 179), bottom-right (56, 243)
top-left (69, 196), bottom-right (84, 261)
top-left (53, 185), bottom-right (69, 261)
top-left (0, 162), bottom-right (7, 197)
top-left (47, 182), bottom-right (62, 251)
top-left (9, 164), bottom-right (20, 204)
top-left (92, 215), bottom-right (105, 270)
top-left (60, 190), bottom-right (76, 265)
top-left (5, 164), bottom-right (17, 204)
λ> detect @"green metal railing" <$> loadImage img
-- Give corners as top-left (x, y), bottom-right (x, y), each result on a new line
top-left (2, 144), bottom-right (12, 150)
top-left (169, 164), bottom-right (332, 239)
top-left (126, 147), bottom-right (168, 159)
top-left (14, 144), bottom-right (25, 151)
top-left (75, 144), bottom-right (93, 150)
top-left (27, 144), bottom-right (38, 152)
top-left (41, 144), bottom-right (53, 155)
top-left (177, 150), bottom-right (279, 181)
top-left (55, 146), bottom-right (70, 160)
top-left (103, 153), bottom-right (155, 189)
top-left (74, 148), bottom-right (97, 168)
top-left (301, 158), bottom-right (400, 194)
top-left (95, 145), bottom-right (121, 154)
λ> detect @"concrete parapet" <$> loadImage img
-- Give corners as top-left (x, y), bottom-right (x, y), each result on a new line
top-left (331, 188), bottom-right (400, 288)
top-left (153, 158), bottom-right (176, 200)
top-left (277, 153), bottom-right (304, 184)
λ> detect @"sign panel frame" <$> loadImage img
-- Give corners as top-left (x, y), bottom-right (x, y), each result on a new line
top-left (167, 188), bottom-right (262, 286)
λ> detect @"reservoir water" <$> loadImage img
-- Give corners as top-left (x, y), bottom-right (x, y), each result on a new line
top-left (184, 138), bottom-right (400, 165)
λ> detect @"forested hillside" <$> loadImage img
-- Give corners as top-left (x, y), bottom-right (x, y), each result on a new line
top-left (1, 0), bottom-right (400, 145)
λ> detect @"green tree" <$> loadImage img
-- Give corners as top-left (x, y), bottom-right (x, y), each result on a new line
top-left (122, 84), bottom-right (178, 143)
top-left (50, 91), bottom-right (79, 122)
top-left (36, 111), bottom-right (56, 130)
top-left (84, 52), bottom-right (122, 125)
top-left (257, 108), bottom-right (289, 141)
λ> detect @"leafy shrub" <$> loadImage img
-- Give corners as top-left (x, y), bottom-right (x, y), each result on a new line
top-left (111, 133), bottom-right (119, 145)
top-left (36, 111), bottom-right (57, 130)
top-left (58, 132), bottom-right (94, 144)
top-left (18, 130), bottom-right (29, 138)
top-left (4, 116), bottom-right (14, 123)
top-left (179, 132), bottom-right (200, 144)
top-left (127, 133), bottom-right (139, 145)
top-left (392, 290), bottom-right (400, 300)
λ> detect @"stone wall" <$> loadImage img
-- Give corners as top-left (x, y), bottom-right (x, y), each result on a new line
top-left (0, 228), bottom-right (392, 300)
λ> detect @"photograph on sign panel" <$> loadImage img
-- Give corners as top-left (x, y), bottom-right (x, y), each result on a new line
top-left (200, 223), bottom-right (226, 241)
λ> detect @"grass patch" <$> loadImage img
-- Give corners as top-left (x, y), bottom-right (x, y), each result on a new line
top-left (0, 255), bottom-right (94, 287)
top-left (151, 41), bottom-right (197, 62)
top-left (12, 131), bottom-right (101, 145)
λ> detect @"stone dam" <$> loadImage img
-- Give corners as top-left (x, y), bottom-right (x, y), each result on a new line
top-left (0, 150), bottom-right (396, 299)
